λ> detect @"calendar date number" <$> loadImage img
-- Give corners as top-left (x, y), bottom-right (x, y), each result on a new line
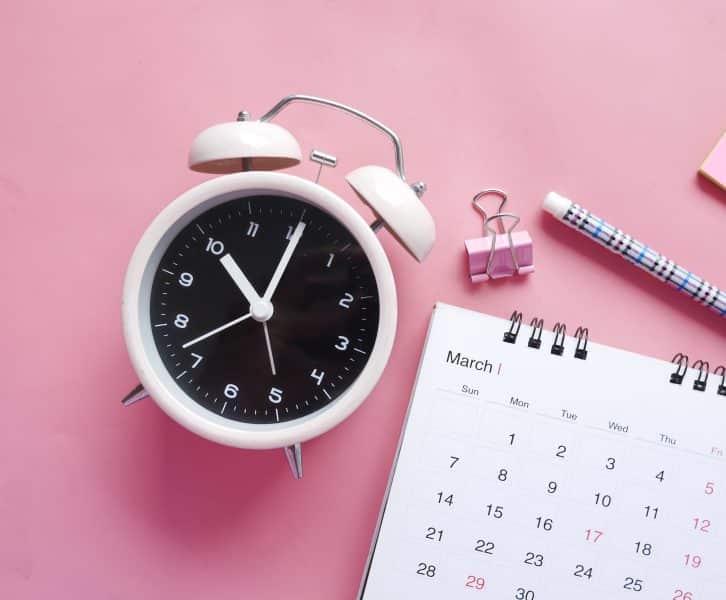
top-left (623, 577), bottom-right (643, 592)
top-left (573, 564), bottom-right (593, 579)
top-left (465, 575), bottom-right (486, 590)
top-left (524, 552), bottom-right (544, 567)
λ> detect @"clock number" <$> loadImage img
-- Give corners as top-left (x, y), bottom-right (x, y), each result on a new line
top-left (285, 225), bottom-right (294, 240)
top-left (178, 272), bottom-right (194, 287)
top-left (190, 353), bottom-right (203, 368)
top-left (174, 314), bottom-right (189, 328)
top-left (268, 387), bottom-right (283, 404)
top-left (338, 292), bottom-right (354, 309)
top-left (246, 221), bottom-right (259, 237)
top-left (334, 336), bottom-right (350, 351)
top-left (224, 384), bottom-right (239, 399)
top-left (205, 237), bottom-right (225, 255)
top-left (326, 253), bottom-right (335, 268)
top-left (310, 369), bottom-right (325, 386)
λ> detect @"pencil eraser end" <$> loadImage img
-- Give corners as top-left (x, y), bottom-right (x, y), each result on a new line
top-left (699, 131), bottom-right (726, 191)
top-left (543, 191), bottom-right (572, 219)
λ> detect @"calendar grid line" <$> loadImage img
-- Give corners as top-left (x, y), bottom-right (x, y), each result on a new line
top-left (535, 411), bottom-right (578, 425)
top-left (633, 436), bottom-right (726, 463)
top-left (486, 399), bottom-right (528, 412)
top-left (583, 424), bottom-right (628, 437)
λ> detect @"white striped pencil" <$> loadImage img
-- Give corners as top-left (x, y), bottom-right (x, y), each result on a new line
top-left (543, 192), bottom-right (726, 317)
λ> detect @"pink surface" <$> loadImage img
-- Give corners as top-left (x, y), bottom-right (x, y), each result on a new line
top-left (700, 131), bottom-right (726, 189)
top-left (1, 2), bottom-right (725, 598)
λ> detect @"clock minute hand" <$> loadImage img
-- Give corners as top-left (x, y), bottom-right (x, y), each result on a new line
top-left (182, 313), bottom-right (252, 348)
top-left (262, 221), bottom-right (306, 302)
top-left (220, 253), bottom-right (264, 306)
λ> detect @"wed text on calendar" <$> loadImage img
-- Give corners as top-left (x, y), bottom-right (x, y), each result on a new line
top-left (360, 304), bottom-right (726, 600)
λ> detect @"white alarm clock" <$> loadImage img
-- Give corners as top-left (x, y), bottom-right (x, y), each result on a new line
top-left (121, 95), bottom-right (435, 478)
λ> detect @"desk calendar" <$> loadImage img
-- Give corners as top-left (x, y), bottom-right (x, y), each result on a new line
top-left (359, 303), bottom-right (726, 600)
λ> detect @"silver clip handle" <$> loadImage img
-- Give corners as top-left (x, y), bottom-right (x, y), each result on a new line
top-left (472, 189), bottom-right (508, 235)
top-left (484, 212), bottom-right (522, 275)
top-left (259, 94), bottom-right (410, 183)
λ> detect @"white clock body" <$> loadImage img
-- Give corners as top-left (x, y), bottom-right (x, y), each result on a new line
top-left (122, 171), bottom-right (397, 450)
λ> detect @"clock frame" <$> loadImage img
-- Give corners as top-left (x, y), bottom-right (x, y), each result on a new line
top-left (123, 171), bottom-right (397, 450)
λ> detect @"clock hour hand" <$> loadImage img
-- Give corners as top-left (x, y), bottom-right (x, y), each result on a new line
top-left (182, 312), bottom-right (252, 348)
top-left (220, 254), bottom-right (263, 306)
top-left (263, 221), bottom-right (306, 302)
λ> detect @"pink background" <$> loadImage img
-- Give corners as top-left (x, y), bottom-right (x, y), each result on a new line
top-left (1, 1), bottom-right (725, 598)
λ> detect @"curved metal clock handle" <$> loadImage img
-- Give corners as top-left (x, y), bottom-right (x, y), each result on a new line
top-left (258, 94), bottom-right (417, 188)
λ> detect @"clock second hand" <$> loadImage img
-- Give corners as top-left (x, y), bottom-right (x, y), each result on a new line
top-left (181, 313), bottom-right (252, 348)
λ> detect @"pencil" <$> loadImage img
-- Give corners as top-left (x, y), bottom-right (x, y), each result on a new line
top-left (543, 192), bottom-right (726, 317)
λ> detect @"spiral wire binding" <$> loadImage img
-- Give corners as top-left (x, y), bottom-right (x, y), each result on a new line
top-left (528, 318), bottom-right (544, 349)
top-left (501, 315), bottom-right (723, 391)
top-left (669, 353), bottom-right (689, 384)
top-left (668, 354), bottom-right (725, 395)
top-left (715, 366), bottom-right (726, 396)
top-left (574, 327), bottom-right (589, 360)
top-left (692, 360), bottom-right (710, 392)
top-left (503, 311), bottom-right (523, 344)
top-left (551, 323), bottom-right (566, 356)
top-left (503, 311), bottom-right (589, 360)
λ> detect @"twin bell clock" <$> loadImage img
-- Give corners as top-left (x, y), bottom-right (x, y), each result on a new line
top-left (121, 95), bottom-right (435, 478)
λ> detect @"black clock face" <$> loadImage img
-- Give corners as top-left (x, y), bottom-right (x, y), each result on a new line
top-left (149, 194), bottom-right (380, 424)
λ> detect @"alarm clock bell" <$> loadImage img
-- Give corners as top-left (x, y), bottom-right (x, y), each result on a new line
top-left (188, 101), bottom-right (434, 263)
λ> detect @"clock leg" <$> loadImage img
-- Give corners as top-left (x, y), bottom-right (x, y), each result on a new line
top-left (121, 383), bottom-right (149, 406)
top-left (283, 443), bottom-right (303, 479)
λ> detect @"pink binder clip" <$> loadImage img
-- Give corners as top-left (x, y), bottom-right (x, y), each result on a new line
top-left (464, 189), bottom-right (534, 283)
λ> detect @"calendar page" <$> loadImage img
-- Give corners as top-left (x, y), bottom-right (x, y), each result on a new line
top-left (359, 303), bottom-right (726, 600)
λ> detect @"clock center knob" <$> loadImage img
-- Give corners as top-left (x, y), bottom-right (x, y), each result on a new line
top-left (250, 300), bottom-right (274, 322)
